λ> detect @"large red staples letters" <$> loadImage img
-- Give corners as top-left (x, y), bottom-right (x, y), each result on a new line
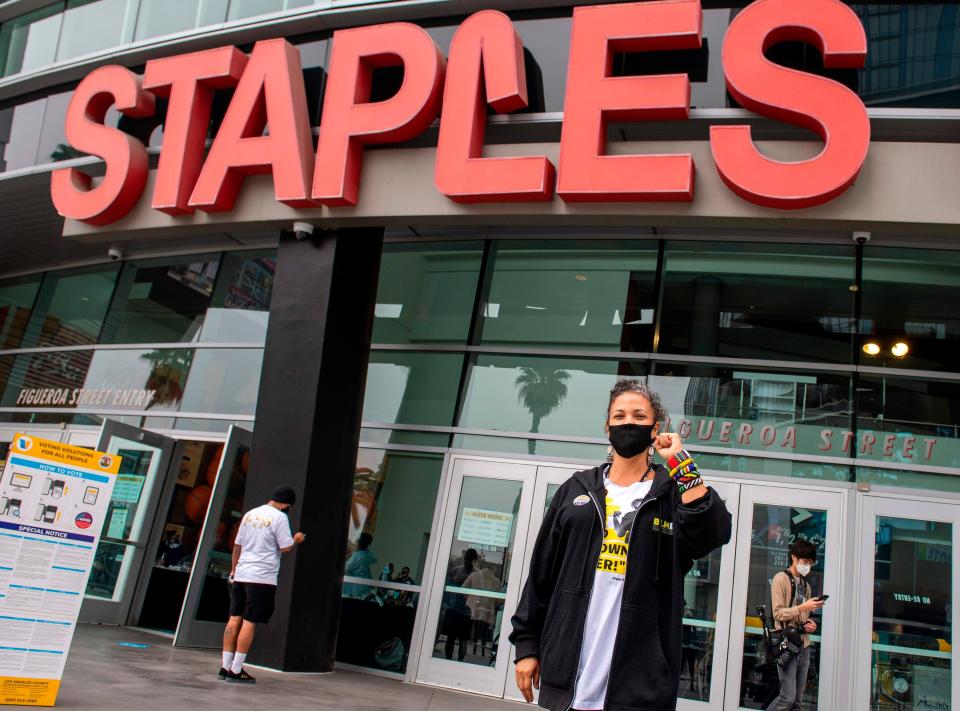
top-left (143, 46), bottom-right (247, 215)
top-left (435, 10), bottom-right (554, 202)
top-left (557, 0), bottom-right (702, 202)
top-left (50, 66), bottom-right (155, 225)
top-left (710, 0), bottom-right (870, 209)
top-left (50, 1), bottom-right (876, 225)
top-left (312, 23), bottom-right (445, 206)
top-left (189, 38), bottom-right (316, 212)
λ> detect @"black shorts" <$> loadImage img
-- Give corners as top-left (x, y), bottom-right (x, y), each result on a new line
top-left (229, 582), bottom-right (277, 624)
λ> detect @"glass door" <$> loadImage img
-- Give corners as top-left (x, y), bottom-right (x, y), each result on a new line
top-left (415, 457), bottom-right (538, 694)
top-left (502, 469), bottom-right (741, 711)
top-left (854, 496), bottom-right (958, 711)
top-left (724, 485), bottom-right (844, 711)
top-left (174, 425), bottom-right (253, 647)
top-left (502, 465), bottom-right (578, 703)
top-left (80, 420), bottom-right (176, 625)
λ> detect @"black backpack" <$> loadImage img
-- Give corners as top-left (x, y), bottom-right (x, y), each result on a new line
top-left (760, 570), bottom-right (807, 664)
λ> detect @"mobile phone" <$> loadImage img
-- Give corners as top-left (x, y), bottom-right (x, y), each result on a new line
top-left (814, 595), bottom-right (829, 602)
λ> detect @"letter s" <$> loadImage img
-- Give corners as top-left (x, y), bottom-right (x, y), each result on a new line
top-left (50, 66), bottom-right (155, 225)
top-left (710, 0), bottom-right (869, 209)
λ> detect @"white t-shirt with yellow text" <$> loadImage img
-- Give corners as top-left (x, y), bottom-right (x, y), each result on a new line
top-left (572, 476), bottom-right (653, 710)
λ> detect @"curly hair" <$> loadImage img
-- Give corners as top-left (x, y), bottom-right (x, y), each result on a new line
top-left (606, 379), bottom-right (667, 425)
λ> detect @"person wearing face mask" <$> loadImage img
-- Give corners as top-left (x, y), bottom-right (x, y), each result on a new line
top-left (510, 379), bottom-right (732, 711)
top-left (218, 485), bottom-right (306, 683)
top-left (767, 540), bottom-right (824, 711)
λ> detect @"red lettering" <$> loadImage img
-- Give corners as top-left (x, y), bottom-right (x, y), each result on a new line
top-left (143, 46), bottom-right (247, 215)
top-left (710, 0), bottom-right (870, 208)
top-left (435, 10), bottom-right (554, 202)
top-left (696, 419), bottom-right (714, 441)
top-left (760, 425), bottom-right (776, 446)
top-left (841, 431), bottom-right (854, 453)
top-left (819, 429), bottom-right (833, 452)
top-left (882, 434), bottom-right (897, 457)
top-left (313, 23), bottom-right (445, 206)
top-left (678, 419), bottom-right (692, 439)
top-left (860, 432), bottom-right (876, 455)
top-left (190, 39), bottom-right (315, 212)
top-left (902, 436), bottom-right (916, 459)
top-left (923, 438), bottom-right (937, 461)
top-left (50, 66), bottom-right (155, 225)
top-left (718, 421), bottom-right (732, 443)
top-left (557, 0), bottom-right (701, 202)
top-left (737, 423), bottom-right (753, 445)
top-left (780, 426), bottom-right (797, 449)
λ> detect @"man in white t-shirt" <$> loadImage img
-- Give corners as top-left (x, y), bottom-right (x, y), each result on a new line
top-left (219, 485), bottom-right (306, 683)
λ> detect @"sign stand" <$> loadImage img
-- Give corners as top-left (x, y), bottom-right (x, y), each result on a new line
top-left (0, 433), bottom-right (121, 707)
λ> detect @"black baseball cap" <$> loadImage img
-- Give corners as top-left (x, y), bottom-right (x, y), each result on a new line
top-left (270, 485), bottom-right (296, 506)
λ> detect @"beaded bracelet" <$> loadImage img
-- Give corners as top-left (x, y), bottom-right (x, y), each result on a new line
top-left (666, 449), bottom-right (704, 494)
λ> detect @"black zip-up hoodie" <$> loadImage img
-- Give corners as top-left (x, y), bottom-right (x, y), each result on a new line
top-left (508, 462), bottom-right (732, 711)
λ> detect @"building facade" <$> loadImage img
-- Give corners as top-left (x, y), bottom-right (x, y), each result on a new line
top-left (0, 1), bottom-right (958, 710)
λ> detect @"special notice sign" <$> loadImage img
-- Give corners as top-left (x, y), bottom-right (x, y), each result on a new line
top-left (0, 433), bottom-right (121, 706)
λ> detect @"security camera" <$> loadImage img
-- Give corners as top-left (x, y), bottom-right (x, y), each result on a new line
top-left (292, 222), bottom-right (314, 241)
top-left (852, 231), bottom-right (871, 245)
top-left (107, 247), bottom-right (123, 261)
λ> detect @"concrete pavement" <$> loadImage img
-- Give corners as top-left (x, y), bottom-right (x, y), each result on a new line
top-left (39, 624), bottom-right (522, 711)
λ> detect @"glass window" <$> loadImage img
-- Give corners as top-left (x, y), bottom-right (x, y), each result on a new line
top-left (21, 265), bottom-right (120, 348)
top-left (295, 37), bottom-right (328, 126)
top-left (861, 248), bottom-right (960, 372)
top-left (430, 476), bottom-right (517, 666)
top-left (680, 546), bottom-right (723, 702)
top-left (868, 516), bottom-right (952, 710)
top-left (659, 242), bottom-right (855, 363)
top-left (178, 348), bottom-right (262, 415)
top-left (82, 348), bottom-right (193, 412)
top-left (226, 0), bottom-right (283, 20)
top-left (856, 376), bottom-right (960, 469)
top-left (0, 351), bottom-right (92, 408)
top-left (0, 98), bottom-right (47, 172)
top-left (479, 240), bottom-right (658, 351)
top-left (458, 354), bottom-right (645, 446)
top-left (363, 352), bottom-right (464, 427)
top-left (856, 465), bottom-right (960, 494)
top-left (100, 256), bottom-right (220, 344)
top-left (855, 4), bottom-right (960, 109)
top-left (0, 4), bottom-right (63, 77)
top-left (199, 250), bottom-right (275, 343)
top-left (738, 504), bottom-right (828, 709)
top-left (372, 242), bottom-right (483, 345)
top-left (134, 0), bottom-right (228, 40)
top-left (648, 366), bottom-right (852, 459)
top-left (337, 448), bottom-right (443, 674)
top-left (35, 90), bottom-right (84, 165)
top-left (0, 274), bottom-right (42, 349)
top-left (56, 0), bottom-right (127, 61)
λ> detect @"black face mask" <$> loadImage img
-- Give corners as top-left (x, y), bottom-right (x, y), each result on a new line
top-left (608, 423), bottom-right (656, 459)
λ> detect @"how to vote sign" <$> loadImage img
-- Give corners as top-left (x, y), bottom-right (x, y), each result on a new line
top-left (0, 433), bottom-right (120, 706)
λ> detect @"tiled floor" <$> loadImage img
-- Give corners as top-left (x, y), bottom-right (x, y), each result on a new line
top-left (46, 624), bottom-right (524, 711)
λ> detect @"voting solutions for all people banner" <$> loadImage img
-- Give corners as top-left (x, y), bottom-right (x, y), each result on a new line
top-left (0, 433), bottom-right (120, 706)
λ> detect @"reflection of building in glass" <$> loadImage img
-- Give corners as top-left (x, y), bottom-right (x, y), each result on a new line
top-left (225, 257), bottom-right (275, 311)
top-left (855, 4), bottom-right (960, 106)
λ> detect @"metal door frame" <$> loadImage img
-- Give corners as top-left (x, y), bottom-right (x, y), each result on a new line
top-left (174, 425), bottom-right (253, 647)
top-left (721, 483), bottom-right (847, 711)
top-left (414, 456), bottom-right (539, 694)
top-left (80, 419), bottom-right (176, 625)
top-left (853, 493), bottom-right (959, 711)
